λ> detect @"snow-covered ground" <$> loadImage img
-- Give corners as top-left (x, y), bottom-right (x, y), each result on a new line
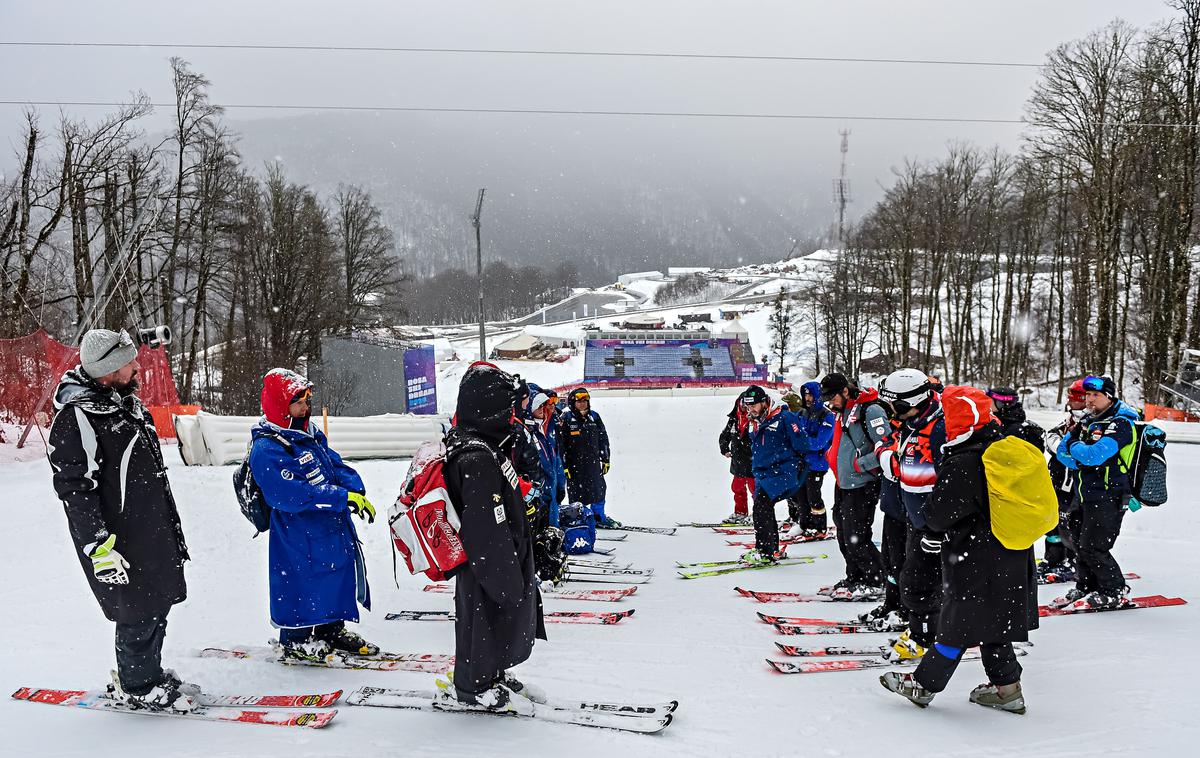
top-left (3, 395), bottom-right (1198, 756)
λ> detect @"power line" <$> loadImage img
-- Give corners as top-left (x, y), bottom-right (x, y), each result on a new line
top-left (0, 40), bottom-right (1046, 69)
top-left (0, 99), bottom-right (1027, 124)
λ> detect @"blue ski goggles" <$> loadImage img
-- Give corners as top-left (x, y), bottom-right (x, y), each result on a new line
top-left (1081, 376), bottom-right (1106, 392)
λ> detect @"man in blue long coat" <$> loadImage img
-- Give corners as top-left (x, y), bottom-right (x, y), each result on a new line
top-left (249, 368), bottom-right (378, 661)
top-left (743, 385), bottom-right (810, 564)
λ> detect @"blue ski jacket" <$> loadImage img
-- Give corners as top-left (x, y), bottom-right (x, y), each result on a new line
top-left (1056, 400), bottom-right (1138, 501)
top-left (249, 420), bottom-right (371, 629)
top-left (799, 381), bottom-right (836, 474)
top-left (749, 403), bottom-right (811, 501)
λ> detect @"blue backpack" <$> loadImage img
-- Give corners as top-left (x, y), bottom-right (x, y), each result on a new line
top-left (232, 432), bottom-right (293, 534)
top-left (1124, 423), bottom-right (1168, 508)
top-left (560, 502), bottom-right (597, 555)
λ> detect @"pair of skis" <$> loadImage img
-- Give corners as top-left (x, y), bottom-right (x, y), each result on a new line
top-left (768, 595), bottom-right (1188, 635)
top-left (599, 524), bottom-right (677, 536)
top-left (676, 553), bottom-right (829, 579)
top-left (200, 645), bottom-right (454, 673)
top-left (423, 583), bottom-right (637, 603)
top-left (12, 686), bottom-right (340, 729)
top-left (766, 646), bottom-right (1031, 675)
top-left (386, 609), bottom-right (635, 625)
top-left (735, 586), bottom-right (866, 603)
top-left (14, 682), bottom-right (677, 734)
top-left (345, 684), bottom-right (676, 733)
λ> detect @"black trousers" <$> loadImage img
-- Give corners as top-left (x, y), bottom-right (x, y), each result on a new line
top-left (1076, 493), bottom-right (1127, 594)
top-left (832, 482), bottom-right (883, 585)
top-left (1045, 489), bottom-right (1080, 565)
top-left (787, 471), bottom-right (828, 531)
top-left (914, 642), bottom-right (1022, 693)
top-left (880, 514), bottom-right (908, 614)
top-left (752, 485), bottom-right (788, 555)
top-left (899, 527), bottom-right (943, 647)
top-left (115, 615), bottom-right (169, 694)
top-left (279, 620), bottom-right (345, 645)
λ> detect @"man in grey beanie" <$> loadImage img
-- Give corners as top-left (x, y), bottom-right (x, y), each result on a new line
top-left (47, 328), bottom-right (196, 711)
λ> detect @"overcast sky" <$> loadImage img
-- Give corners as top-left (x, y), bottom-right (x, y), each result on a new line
top-left (0, 0), bottom-right (1176, 225)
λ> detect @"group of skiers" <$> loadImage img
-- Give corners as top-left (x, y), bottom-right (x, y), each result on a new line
top-left (719, 369), bottom-right (1141, 714)
top-left (46, 331), bottom-right (615, 713)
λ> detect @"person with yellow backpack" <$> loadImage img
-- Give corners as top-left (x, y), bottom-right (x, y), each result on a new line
top-left (1052, 375), bottom-right (1139, 610)
top-left (880, 385), bottom-right (1048, 715)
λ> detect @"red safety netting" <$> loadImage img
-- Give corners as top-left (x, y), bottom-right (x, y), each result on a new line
top-left (0, 329), bottom-right (179, 424)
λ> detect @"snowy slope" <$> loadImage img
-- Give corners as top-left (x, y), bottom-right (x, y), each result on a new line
top-left (3, 395), bottom-right (1198, 756)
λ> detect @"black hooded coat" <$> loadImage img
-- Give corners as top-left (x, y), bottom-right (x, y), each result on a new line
top-left (924, 424), bottom-right (1039, 647)
top-left (444, 364), bottom-right (546, 695)
top-left (47, 368), bottom-right (189, 623)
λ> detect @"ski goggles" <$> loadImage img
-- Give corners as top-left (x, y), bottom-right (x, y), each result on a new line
top-left (95, 329), bottom-right (136, 363)
top-left (571, 391), bottom-right (591, 403)
top-left (1081, 376), bottom-right (1106, 392)
top-left (291, 388), bottom-right (312, 404)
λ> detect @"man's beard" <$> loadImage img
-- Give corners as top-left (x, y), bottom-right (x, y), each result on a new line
top-left (112, 375), bottom-right (140, 396)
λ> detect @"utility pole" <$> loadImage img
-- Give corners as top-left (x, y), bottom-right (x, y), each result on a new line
top-left (470, 188), bottom-right (486, 360)
top-left (832, 129), bottom-right (852, 246)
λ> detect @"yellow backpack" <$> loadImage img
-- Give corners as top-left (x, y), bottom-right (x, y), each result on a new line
top-left (981, 436), bottom-right (1058, 550)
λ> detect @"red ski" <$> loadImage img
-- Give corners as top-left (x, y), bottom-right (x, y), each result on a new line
top-left (734, 587), bottom-right (842, 603)
top-left (11, 687), bottom-right (336, 728)
top-left (773, 623), bottom-right (877, 636)
top-left (756, 611), bottom-right (864, 626)
top-left (1039, 594), bottom-right (1186, 618)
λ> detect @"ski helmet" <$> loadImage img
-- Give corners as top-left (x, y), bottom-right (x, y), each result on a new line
top-left (879, 368), bottom-right (931, 415)
top-left (1066, 378), bottom-right (1086, 404)
top-left (741, 385), bottom-right (769, 406)
top-left (986, 386), bottom-right (1021, 415)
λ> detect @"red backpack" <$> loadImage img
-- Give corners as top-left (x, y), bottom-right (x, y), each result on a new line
top-left (389, 438), bottom-right (472, 581)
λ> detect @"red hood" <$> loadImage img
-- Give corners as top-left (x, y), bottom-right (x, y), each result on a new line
top-left (261, 368), bottom-right (313, 428)
top-left (848, 387), bottom-right (880, 408)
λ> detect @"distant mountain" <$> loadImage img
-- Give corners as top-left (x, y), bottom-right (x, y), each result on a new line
top-left (231, 112), bottom-right (821, 283)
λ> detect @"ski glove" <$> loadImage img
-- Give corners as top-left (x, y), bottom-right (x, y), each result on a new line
top-left (878, 449), bottom-right (898, 482)
top-left (564, 468), bottom-right (571, 479)
top-left (90, 534), bottom-right (131, 585)
top-left (602, 462), bottom-right (611, 476)
top-left (347, 492), bottom-right (376, 523)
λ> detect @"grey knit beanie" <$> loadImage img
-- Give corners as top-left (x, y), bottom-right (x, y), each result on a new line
top-left (80, 329), bottom-right (138, 378)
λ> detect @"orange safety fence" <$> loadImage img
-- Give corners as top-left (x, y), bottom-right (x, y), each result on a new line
top-left (1143, 403), bottom-right (1200, 423)
top-left (0, 329), bottom-right (182, 429)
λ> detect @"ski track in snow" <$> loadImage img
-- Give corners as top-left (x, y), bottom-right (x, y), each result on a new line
top-left (3, 395), bottom-right (1198, 756)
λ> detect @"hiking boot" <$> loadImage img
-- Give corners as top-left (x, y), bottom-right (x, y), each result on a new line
top-left (1049, 588), bottom-right (1086, 609)
top-left (969, 682), bottom-right (1026, 715)
top-left (317, 625), bottom-right (380, 656)
top-left (279, 638), bottom-right (332, 663)
top-left (879, 671), bottom-right (934, 708)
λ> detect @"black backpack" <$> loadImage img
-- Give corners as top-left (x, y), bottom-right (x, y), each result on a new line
top-left (1124, 423), bottom-right (1168, 507)
top-left (232, 432), bottom-right (293, 534)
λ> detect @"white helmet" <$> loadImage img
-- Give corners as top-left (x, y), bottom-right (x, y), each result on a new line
top-left (879, 368), bottom-right (931, 414)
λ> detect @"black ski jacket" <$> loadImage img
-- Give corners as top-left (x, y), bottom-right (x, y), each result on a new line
top-left (47, 368), bottom-right (188, 624)
top-left (996, 405), bottom-right (1045, 453)
top-left (718, 400), bottom-right (754, 477)
top-left (924, 424), bottom-right (1039, 647)
top-left (558, 408), bottom-right (610, 505)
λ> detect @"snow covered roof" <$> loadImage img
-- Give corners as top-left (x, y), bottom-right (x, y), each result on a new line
top-left (722, 319), bottom-right (749, 336)
top-left (494, 333), bottom-right (540, 353)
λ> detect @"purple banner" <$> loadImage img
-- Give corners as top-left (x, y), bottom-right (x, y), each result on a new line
top-left (737, 363), bottom-right (769, 381)
top-left (403, 345), bottom-right (438, 414)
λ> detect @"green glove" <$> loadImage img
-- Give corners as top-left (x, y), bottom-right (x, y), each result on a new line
top-left (602, 461), bottom-right (611, 476)
top-left (347, 492), bottom-right (376, 523)
top-left (90, 534), bottom-right (130, 585)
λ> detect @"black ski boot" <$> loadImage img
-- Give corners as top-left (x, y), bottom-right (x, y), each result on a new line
top-left (317, 625), bottom-right (380, 656)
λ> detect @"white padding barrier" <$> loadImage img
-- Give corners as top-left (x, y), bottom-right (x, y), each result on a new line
top-left (173, 411), bottom-right (450, 466)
